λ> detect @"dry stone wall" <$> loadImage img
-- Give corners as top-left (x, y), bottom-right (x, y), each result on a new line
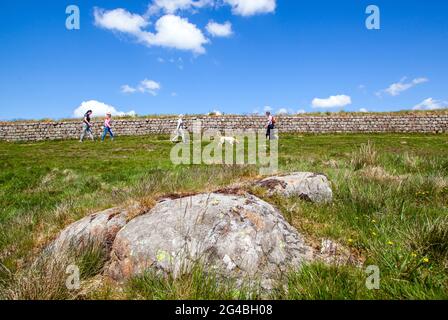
top-left (0, 114), bottom-right (447, 142)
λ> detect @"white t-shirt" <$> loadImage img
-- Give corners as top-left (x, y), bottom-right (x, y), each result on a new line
top-left (177, 118), bottom-right (183, 130)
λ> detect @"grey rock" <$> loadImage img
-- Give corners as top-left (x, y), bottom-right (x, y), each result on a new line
top-left (257, 172), bottom-right (333, 203)
top-left (107, 193), bottom-right (313, 288)
top-left (49, 208), bottom-right (129, 254)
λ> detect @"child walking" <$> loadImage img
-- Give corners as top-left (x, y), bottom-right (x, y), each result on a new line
top-left (101, 112), bottom-right (114, 141)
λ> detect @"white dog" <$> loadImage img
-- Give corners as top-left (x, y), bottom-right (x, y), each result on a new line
top-left (219, 137), bottom-right (240, 145)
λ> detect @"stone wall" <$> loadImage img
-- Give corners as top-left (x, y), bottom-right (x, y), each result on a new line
top-left (0, 114), bottom-right (447, 142)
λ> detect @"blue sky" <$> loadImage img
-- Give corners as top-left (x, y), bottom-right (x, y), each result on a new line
top-left (0, 0), bottom-right (447, 120)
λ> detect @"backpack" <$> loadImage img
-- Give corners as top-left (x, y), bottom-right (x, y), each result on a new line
top-left (271, 116), bottom-right (277, 125)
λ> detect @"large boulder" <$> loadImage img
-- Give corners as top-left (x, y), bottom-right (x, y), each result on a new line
top-left (257, 172), bottom-right (333, 203)
top-left (107, 193), bottom-right (313, 289)
top-left (48, 208), bottom-right (129, 254)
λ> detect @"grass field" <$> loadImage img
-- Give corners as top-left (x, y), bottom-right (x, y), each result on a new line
top-left (0, 133), bottom-right (447, 299)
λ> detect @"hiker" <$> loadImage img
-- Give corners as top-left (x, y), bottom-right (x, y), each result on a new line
top-left (79, 110), bottom-right (94, 142)
top-left (171, 114), bottom-right (186, 143)
top-left (101, 112), bottom-right (114, 141)
top-left (265, 111), bottom-right (276, 140)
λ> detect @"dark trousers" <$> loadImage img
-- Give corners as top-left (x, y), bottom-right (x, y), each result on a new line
top-left (266, 124), bottom-right (274, 140)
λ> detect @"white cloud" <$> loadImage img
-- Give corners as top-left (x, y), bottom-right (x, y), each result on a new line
top-left (148, 0), bottom-right (276, 17)
top-left (94, 8), bottom-right (149, 34)
top-left (121, 79), bottom-right (161, 95)
top-left (94, 2), bottom-right (278, 53)
top-left (224, 0), bottom-right (276, 16)
top-left (148, 0), bottom-right (213, 14)
top-left (138, 14), bottom-right (209, 54)
top-left (296, 109), bottom-right (306, 114)
top-left (121, 85), bottom-right (137, 94)
top-left (209, 109), bottom-right (223, 115)
top-left (276, 108), bottom-right (289, 115)
top-left (73, 100), bottom-right (136, 118)
top-left (312, 95), bottom-right (352, 108)
top-left (413, 98), bottom-right (447, 111)
top-left (206, 21), bottom-right (233, 37)
top-left (138, 79), bottom-right (162, 95)
top-left (263, 106), bottom-right (273, 112)
top-left (379, 77), bottom-right (429, 97)
top-left (359, 108), bottom-right (368, 113)
top-left (94, 8), bottom-right (208, 54)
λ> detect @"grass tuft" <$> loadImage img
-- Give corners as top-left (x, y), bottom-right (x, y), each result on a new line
top-left (0, 242), bottom-right (108, 300)
top-left (351, 141), bottom-right (378, 170)
top-left (126, 264), bottom-right (260, 300)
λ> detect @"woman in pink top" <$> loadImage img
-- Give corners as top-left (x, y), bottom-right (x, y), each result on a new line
top-left (101, 112), bottom-right (114, 141)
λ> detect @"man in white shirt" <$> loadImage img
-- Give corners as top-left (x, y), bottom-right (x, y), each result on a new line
top-left (171, 114), bottom-right (186, 143)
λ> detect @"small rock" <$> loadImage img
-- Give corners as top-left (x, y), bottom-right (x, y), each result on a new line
top-left (257, 172), bottom-right (333, 203)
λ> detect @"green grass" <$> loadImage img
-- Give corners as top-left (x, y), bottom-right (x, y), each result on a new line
top-left (124, 265), bottom-right (260, 300)
top-left (0, 133), bottom-right (447, 299)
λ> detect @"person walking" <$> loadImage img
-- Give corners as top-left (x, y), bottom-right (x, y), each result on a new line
top-left (265, 111), bottom-right (276, 140)
top-left (101, 112), bottom-right (114, 141)
top-left (171, 114), bottom-right (185, 143)
top-left (80, 110), bottom-right (94, 142)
